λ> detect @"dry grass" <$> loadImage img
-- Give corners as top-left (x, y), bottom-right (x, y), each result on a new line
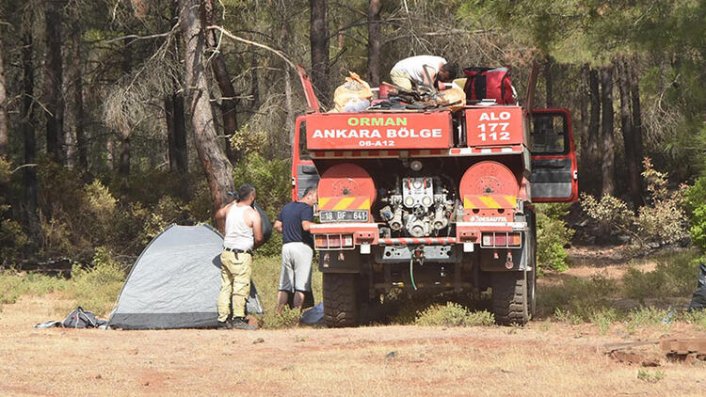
top-left (1, 296), bottom-right (706, 396)
top-left (3, 245), bottom-right (706, 396)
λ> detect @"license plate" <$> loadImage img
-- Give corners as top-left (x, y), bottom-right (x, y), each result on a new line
top-left (319, 210), bottom-right (369, 223)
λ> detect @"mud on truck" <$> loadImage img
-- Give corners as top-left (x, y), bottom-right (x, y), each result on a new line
top-left (292, 66), bottom-right (578, 327)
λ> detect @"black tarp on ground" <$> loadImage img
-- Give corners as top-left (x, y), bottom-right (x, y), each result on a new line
top-left (107, 224), bottom-right (263, 330)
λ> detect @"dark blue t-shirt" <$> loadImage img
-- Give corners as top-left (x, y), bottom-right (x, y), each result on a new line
top-left (277, 202), bottom-right (314, 248)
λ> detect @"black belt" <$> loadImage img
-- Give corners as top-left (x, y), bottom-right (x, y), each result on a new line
top-left (224, 247), bottom-right (253, 254)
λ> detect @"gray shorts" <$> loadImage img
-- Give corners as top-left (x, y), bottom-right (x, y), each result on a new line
top-left (279, 242), bottom-right (314, 293)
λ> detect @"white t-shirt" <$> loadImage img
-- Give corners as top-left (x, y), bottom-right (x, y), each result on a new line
top-left (223, 204), bottom-right (254, 251)
top-left (391, 55), bottom-right (447, 84)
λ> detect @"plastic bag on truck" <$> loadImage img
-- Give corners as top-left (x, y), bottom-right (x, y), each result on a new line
top-left (330, 72), bottom-right (373, 113)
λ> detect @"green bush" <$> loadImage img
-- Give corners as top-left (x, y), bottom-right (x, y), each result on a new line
top-left (686, 176), bottom-right (706, 252)
top-left (538, 275), bottom-right (618, 320)
top-left (683, 310), bottom-right (706, 331)
top-left (589, 308), bottom-right (618, 334)
top-left (622, 250), bottom-right (701, 301)
top-left (415, 302), bottom-right (494, 327)
top-left (581, 193), bottom-right (635, 238)
top-left (0, 270), bottom-right (66, 306)
top-left (581, 159), bottom-right (689, 246)
top-left (69, 247), bottom-right (127, 316)
top-left (0, 216), bottom-right (29, 265)
top-left (626, 307), bottom-right (671, 334)
top-left (535, 203), bottom-right (574, 272)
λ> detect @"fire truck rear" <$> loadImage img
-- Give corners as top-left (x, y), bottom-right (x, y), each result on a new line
top-left (292, 68), bottom-right (578, 327)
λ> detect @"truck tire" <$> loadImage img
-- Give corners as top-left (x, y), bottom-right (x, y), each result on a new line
top-left (323, 273), bottom-right (359, 328)
top-left (491, 271), bottom-right (529, 326)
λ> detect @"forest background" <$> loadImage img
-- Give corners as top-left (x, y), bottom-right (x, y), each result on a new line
top-left (1, 0), bottom-right (705, 273)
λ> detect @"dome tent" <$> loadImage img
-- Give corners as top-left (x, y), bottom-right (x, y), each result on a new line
top-left (108, 224), bottom-right (263, 330)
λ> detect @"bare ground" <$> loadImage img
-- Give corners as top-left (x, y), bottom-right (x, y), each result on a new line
top-left (1, 250), bottom-right (705, 397)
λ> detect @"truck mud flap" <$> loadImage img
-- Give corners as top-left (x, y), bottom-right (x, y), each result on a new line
top-left (319, 250), bottom-right (364, 274)
top-left (478, 247), bottom-right (529, 272)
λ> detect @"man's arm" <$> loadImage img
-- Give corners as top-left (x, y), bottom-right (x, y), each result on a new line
top-left (274, 220), bottom-right (283, 233)
top-left (301, 205), bottom-right (314, 231)
top-left (421, 64), bottom-right (437, 86)
top-left (250, 209), bottom-right (264, 248)
top-left (214, 202), bottom-right (233, 234)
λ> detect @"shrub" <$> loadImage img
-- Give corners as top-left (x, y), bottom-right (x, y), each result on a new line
top-left (538, 275), bottom-right (618, 320)
top-left (0, 270), bottom-right (66, 306)
top-left (686, 176), bottom-right (706, 252)
top-left (0, 216), bottom-right (29, 265)
top-left (581, 159), bottom-right (690, 246)
top-left (415, 302), bottom-right (494, 327)
top-left (622, 250), bottom-right (701, 301)
top-left (535, 203), bottom-right (574, 272)
top-left (637, 369), bottom-right (665, 383)
top-left (589, 308), bottom-right (618, 335)
top-left (683, 310), bottom-right (706, 331)
top-left (637, 158), bottom-right (689, 245)
top-left (625, 307), bottom-right (671, 334)
top-left (581, 193), bottom-right (635, 239)
top-left (69, 247), bottom-right (127, 316)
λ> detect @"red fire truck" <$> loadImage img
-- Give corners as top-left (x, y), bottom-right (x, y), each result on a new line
top-left (292, 66), bottom-right (578, 327)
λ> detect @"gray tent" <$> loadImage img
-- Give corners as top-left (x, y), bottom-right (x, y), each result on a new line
top-left (108, 224), bottom-right (262, 330)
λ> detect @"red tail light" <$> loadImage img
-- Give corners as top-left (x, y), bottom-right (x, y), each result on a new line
top-left (481, 232), bottom-right (522, 248)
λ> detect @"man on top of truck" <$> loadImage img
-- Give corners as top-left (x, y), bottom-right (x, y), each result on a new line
top-left (389, 55), bottom-right (458, 93)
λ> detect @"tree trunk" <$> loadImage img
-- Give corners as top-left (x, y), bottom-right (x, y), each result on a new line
top-left (628, 56), bottom-right (644, 202)
top-left (166, 92), bottom-right (188, 174)
top-left (578, 64), bottom-right (588, 159)
top-left (205, 0), bottom-right (239, 163)
top-left (310, 0), bottom-right (330, 102)
top-left (580, 66), bottom-right (601, 197)
top-left (117, 38), bottom-right (132, 179)
top-left (21, 23), bottom-right (40, 240)
top-left (367, 0), bottom-right (382, 87)
top-left (0, 29), bottom-right (7, 158)
top-left (599, 66), bottom-right (615, 197)
top-left (166, 2), bottom-right (188, 176)
top-left (118, 137), bottom-right (130, 177)
top-left (44, 0), bottom-right (65, 163)
top-left (179, 0), bottom-right (234, 224)
top-left (615, 56), bottom-right (642, 208)
top-left (285, 65), bottom-right (295, 156)
top-left (544, 56), bottom-right (554, 107)
top-left (65, 19), bottom-right (86, 170)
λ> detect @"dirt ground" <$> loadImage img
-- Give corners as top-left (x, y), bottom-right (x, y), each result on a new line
top-left (2, 251), bottom-right (706, 397)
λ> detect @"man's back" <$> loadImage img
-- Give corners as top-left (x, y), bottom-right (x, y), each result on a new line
top-left (278, 201), bottom-right (314, 248)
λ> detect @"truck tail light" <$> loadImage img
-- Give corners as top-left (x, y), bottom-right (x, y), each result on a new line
top-left (314, 234), bottom-right (354, 250)
top-left (481, 232), bottom-right (522, 248)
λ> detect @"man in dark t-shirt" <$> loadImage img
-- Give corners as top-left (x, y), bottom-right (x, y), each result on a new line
top-left (274, 186), bottom-right (317, 312)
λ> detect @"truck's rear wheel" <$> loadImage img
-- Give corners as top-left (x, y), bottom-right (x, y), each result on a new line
top-left (323, 273), bottom-right (359, 328)
top-left (491, 272), bottom-right (529, 325)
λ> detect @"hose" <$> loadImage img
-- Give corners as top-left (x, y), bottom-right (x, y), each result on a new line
top-left (409, 258), bottom-right (417, 290)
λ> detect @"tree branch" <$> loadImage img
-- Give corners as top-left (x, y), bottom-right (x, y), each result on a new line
top-left (207, 25), bottom-right (297, 70)
top-left (100, 32), bottom-right (173, 45)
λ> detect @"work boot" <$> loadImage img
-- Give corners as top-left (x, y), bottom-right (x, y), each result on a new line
top-left (217, 320), bottom-right (233, 330)
top-left (231, 317), bottom-right (257, 330)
